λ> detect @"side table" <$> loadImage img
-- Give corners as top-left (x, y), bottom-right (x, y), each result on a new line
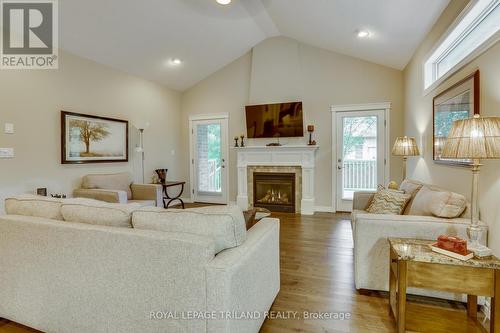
top-left (388, 238), bottom-right (500, 333)
top-left (159, 181), bottom-right (186, 209)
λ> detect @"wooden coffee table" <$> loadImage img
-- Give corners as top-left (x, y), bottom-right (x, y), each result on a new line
top-left (388, 238), bottom-right (500, 333)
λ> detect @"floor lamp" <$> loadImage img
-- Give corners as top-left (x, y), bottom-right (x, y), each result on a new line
top-left (135, 128), bottom-right (145, 184)
top-left (392, 136), bottom-right (420, 181)
top-left (441, 115), bottom-right (500, 257)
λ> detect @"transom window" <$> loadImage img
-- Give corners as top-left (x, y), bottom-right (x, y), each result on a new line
top-left (424, 0), bottom-right (500, 90)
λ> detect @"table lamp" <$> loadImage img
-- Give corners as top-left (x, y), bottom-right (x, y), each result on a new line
top-left (441, 115), bottom-right (500, 257)
top-left (392, 136), bottom-right (420, 180)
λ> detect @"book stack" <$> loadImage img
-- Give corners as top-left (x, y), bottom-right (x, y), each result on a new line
top-left (430, 235), bottom-right (474, 261)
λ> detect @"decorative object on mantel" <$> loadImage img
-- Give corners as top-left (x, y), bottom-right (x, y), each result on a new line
top-left (234, 136), bottom-right (239, 147)
top-left (441, 115), bottom-right (500, 257)
top-left (433, 70), bottom-right (479, 165)
top-left (266, 133), bottom-right (282, 146)
top-left (307, 125), bottom-right (316, 145)
top-left (61, 111), bottom-right (128, 164)
top-left (392, 136), bottom-right (420, 180)
top-left (239, 134), bottom-right (245, 147)
top-left (51, 194), bottom-right (67, 199)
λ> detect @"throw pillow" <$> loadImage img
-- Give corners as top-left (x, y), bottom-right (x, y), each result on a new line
top-left (61, 198), bottom-right (141, 228)
top-left (366, 188), bottom-right (411, 215)
top-left (399, 179), bottom-right (424, 214)
top-left (409, 185), bottom-right (467, 218)
top-left (5, 194), bottom-right (63, 220)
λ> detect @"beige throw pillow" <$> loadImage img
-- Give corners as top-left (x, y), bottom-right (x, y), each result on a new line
top-left (61, 198), bottom-right (141, 228)
top-left (399, 179), bottom-right (424, 215)
top-left (408, 185), bottom-right (466, 218)
top-left (366, 188), bottom-right (411, 215)
top-left (5, 194), bottom-right (63, 220)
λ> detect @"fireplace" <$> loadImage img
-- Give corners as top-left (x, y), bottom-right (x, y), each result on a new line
top-left (253, 172), bottom-right (296, 213)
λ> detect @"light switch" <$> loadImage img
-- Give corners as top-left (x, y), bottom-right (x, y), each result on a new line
top-left (4, 123), bottom-right (14, 134)
top-left (0, 148), bottom-right (14, 158)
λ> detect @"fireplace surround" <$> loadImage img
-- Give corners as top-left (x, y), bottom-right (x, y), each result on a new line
top-left (234, 145), bottom-right (318, 215)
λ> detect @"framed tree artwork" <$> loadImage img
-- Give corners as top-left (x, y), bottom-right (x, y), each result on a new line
top-left (433, 70), bottom-right (479, 165)
top-left (61, 111), bottom-right (128, 164)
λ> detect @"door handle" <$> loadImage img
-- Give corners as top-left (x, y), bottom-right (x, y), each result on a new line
top-left (338, 166), bottom-right (342, 170)
top-left (222, 165), bottom-right (225, 168)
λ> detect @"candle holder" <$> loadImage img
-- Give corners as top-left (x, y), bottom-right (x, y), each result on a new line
top-left (307, 125), bottom-right (316, 145)
top-left (234, 136), bottom-right (239, 147)
top-left (240, 134), bottom-right (245, 147)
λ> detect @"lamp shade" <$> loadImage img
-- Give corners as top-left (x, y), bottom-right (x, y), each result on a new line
top-left (392, 136), bottom-right (420, 156)
top-left (441, 115), bottom-right (500, 159)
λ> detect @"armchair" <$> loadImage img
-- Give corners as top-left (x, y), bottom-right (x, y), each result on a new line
top-left (73, 172), bottom-right (162, 207)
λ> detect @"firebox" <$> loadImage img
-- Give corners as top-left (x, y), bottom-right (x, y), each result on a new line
top-left (253, 172), bottom-right (295, 213)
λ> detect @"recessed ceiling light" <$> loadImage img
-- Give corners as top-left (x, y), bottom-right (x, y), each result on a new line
top-left (167, 58), bottom-right (182, 66)
top-left (216, 0), bottom-right (231, 5)
top-left (357, 30), bottom-right (371, 38)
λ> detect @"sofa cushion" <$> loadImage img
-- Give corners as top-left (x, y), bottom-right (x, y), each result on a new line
top-left (366, 188), bottom-right (411, 215)
top-left (61, 198), bottom-right (140, 228)
top-left (409, 185), bottom-right (467, 218)
top-left (5, 195), bottom-right (63, 220)
top-left (132, 205), bottom-right (247, 253)
top-left (81, 173), bottom-right (132, 200)
top-left (399, 179), bottom-right (424, 215)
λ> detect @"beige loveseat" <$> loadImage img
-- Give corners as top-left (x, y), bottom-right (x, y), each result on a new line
top-left (0, 195), bottom-right (280, 333)
top-left (351, 179), bottom-right (488, 299)
top-left (73, 172), bottom-right (163, 207)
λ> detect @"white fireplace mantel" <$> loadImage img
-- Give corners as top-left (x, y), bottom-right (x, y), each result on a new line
top-left (234, 145), bottom-right (318, 215)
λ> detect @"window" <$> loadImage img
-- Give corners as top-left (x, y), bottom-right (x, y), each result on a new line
top-left (424, 0), bottom-right (500, 90)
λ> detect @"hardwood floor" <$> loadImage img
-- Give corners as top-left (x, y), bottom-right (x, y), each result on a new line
top-left (0, 211), bottom-right (489, 332)
top-left (261, 212), bottom-right (488, 333)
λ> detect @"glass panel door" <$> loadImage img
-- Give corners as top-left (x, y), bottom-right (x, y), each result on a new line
top-left (336, 110), bottom-right (385, 212)
top-left (191, 118), bottom-right (228, 204)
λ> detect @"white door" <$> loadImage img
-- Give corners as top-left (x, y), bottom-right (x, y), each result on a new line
top-left (190, 117), bottom-right (228, 204)
top-left (335, 110), bottom-right (386, 212)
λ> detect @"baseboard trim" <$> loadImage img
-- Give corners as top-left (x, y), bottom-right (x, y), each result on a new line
top-left (314, 206), bottom-right (335, 213)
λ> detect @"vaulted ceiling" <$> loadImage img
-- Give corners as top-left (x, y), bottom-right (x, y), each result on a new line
top-left (59, 0), bottom-right (450, 91)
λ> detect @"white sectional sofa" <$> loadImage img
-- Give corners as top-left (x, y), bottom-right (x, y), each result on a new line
top-left (0, 196), bottom-right (280, 333)
top-left (351, 180), bottom-right (488, 299)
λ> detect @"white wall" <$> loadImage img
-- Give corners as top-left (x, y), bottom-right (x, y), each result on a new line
top-left (181, 36), bottom-right (404, 209)
top-left (0, 50), bottom-right (182, 212)
top-left (404, 0), bottom-right (500, 254)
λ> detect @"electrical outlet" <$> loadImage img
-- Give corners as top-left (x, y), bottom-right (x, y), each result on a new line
top-left (0, 148), bottom-right (14, 158)
top-left (4, 123), bottom-right (14, 134)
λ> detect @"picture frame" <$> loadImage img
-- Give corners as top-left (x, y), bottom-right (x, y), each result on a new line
top-left (433, 70), bottom-right (479, 165)
top-left (61, 111), bottom-right (128, 164)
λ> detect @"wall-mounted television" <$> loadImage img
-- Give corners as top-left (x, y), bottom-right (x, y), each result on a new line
top-left (245, 102), bottom-right (304, 138)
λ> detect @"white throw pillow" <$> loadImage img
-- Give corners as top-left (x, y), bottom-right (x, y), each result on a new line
top-left (5, 194), bottom-right (63, 220)
top-left (132, 205), bottom-right (247, 253)
top-left (409, 185), bottom-right (466, 218)
top-left (61, 198), bottom-right (141, 228)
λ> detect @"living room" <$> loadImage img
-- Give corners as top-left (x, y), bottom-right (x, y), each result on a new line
top-left (0, 0), bottom-right (499, 332)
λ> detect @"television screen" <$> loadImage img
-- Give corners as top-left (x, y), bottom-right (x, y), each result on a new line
top-left (245, 102), bottom-right (304, 138)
